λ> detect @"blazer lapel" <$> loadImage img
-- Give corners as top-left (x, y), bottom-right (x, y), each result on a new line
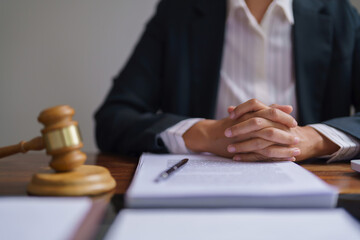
top-left (293, 0), bottom-right (333, 124)
top-left (189, 0), bottom-right (227, 118)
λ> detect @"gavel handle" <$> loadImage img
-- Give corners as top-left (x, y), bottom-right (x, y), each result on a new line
top-left (0, 136), bottom-right (45, 159)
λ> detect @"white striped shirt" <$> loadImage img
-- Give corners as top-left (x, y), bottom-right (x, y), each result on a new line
top-left (216, 0), bottom-right (296, 119)
top-left (159, 0), bottom-right (360, 162)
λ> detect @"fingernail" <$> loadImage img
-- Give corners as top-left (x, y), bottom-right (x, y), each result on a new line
top-left (292, 148), bottom-right (301, 156)
top-left (292, 120), bottom-right (298, 127)
top-left (230, 112), bottom-right (235, 119)
top-left (286, 157), bottom-right (296, 162)
top-left (228, 145), bottom-right (236, 153)
top-left (293, 137), bottom-right (300, 144)
top-left (225, 129), bottom-right (232, 137)
top-left (233, 156), bottom-right (241, 161)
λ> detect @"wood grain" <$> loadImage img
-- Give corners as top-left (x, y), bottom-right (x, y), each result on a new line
top-left (1, 153), bottom-right (360, 195)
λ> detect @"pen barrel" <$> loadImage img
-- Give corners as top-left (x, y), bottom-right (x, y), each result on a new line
top-left (166, 166), bottom-right (178, 174)
top-left (154, 158), bottom-right (189, 182)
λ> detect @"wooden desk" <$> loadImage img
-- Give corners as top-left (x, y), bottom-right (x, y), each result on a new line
top-left (1, 153), bottom-right (360, 239)
top-left (0, 153), bottom-right (137, 196)
top-left (1, 153), bottom-right (360, 195)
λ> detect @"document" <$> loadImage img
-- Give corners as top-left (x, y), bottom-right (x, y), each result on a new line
top-left (126, 153), bottom-right (338, 208)
top-left (0, 197), bottom-right (92, 240)
top-left (104, 208), bottom-right (360, 240)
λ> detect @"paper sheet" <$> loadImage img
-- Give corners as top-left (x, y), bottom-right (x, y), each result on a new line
top-left (126, 153), bottom-right (338, 207)
top-left (0, 197), bottom-right (92, 240)
top-left (105, 208), bottom-right (360, 240)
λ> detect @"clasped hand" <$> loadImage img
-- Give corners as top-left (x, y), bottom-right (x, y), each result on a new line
top-left (183, 99), bottom-right (339, 162)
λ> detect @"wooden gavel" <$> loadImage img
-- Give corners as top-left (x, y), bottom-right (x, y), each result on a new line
top-left (0, 105), bottom-right (86, 172)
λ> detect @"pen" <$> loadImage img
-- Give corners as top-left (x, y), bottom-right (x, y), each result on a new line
top-left (154, 158), bottom-right (189, 182)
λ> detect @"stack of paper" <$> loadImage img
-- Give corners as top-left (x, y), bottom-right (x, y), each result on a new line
top-left (0, 197), bottom-right (92, 240)
top-left (126, 153), bottom-right (338, 208)
top-left (104, 209), bottom-right (360, 240)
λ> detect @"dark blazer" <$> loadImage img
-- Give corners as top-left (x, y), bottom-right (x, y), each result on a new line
top-left (95, 0), bottom-right (360, 156)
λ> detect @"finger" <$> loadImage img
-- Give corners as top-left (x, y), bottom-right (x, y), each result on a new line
top-left (256, 146), bottom-right (301, 158)
top-left (227, 138), bottom-right (274, 153)
top-left (227, 106), bottom-right (236, 114)
top-left (269, 104), bottom-right (293, 114)
top-left (225, 117), bottom-right (284, 137)
top-left (237, 108), bottom-right (297, 128)
top-left (230, 99), bottom-right (268, 119)
top-left (253, 128), bottom-right (299, 145)
top-left (233, 153), bottom-right (296, 162)
top-left (252, 108), bottom-right (297, 128)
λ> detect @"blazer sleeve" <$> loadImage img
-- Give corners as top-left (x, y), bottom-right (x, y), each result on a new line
top-left (94, 0), bottom-right (187, 156)
top-left (324, 4), bottom-right (360, 145)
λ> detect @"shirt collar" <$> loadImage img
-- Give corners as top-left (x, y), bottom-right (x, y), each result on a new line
top-left (228, 0), bottom-right (294, 24)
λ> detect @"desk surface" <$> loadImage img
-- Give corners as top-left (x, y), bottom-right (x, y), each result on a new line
top-left (1, 153), bottom-right (360, 239)
top-left (1, 153), bottom-right (360, 195)
top-left (0, 153), bottom-right (136, 195)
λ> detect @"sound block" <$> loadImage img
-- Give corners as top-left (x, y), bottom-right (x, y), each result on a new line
top-left (351, 159), bottom-right (360, 173)
top-left (27, 165), bottom-right (116, 196)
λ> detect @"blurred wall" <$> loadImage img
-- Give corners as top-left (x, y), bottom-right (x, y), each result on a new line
top-left (0, 0), bottom-right (360, 152)
top-left (0, 0), bottom-right (158, 152)
top-left (352, 0), bottom-right (360, 10)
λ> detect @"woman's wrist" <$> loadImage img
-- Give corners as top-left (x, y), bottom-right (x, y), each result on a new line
top-left (183, 119), bottom-right (215, 153)
top-left (297, 126), bottom-right (339, 160)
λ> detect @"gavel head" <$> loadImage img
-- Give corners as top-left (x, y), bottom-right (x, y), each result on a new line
top-left (38, 105), bottom-right (86, 172)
